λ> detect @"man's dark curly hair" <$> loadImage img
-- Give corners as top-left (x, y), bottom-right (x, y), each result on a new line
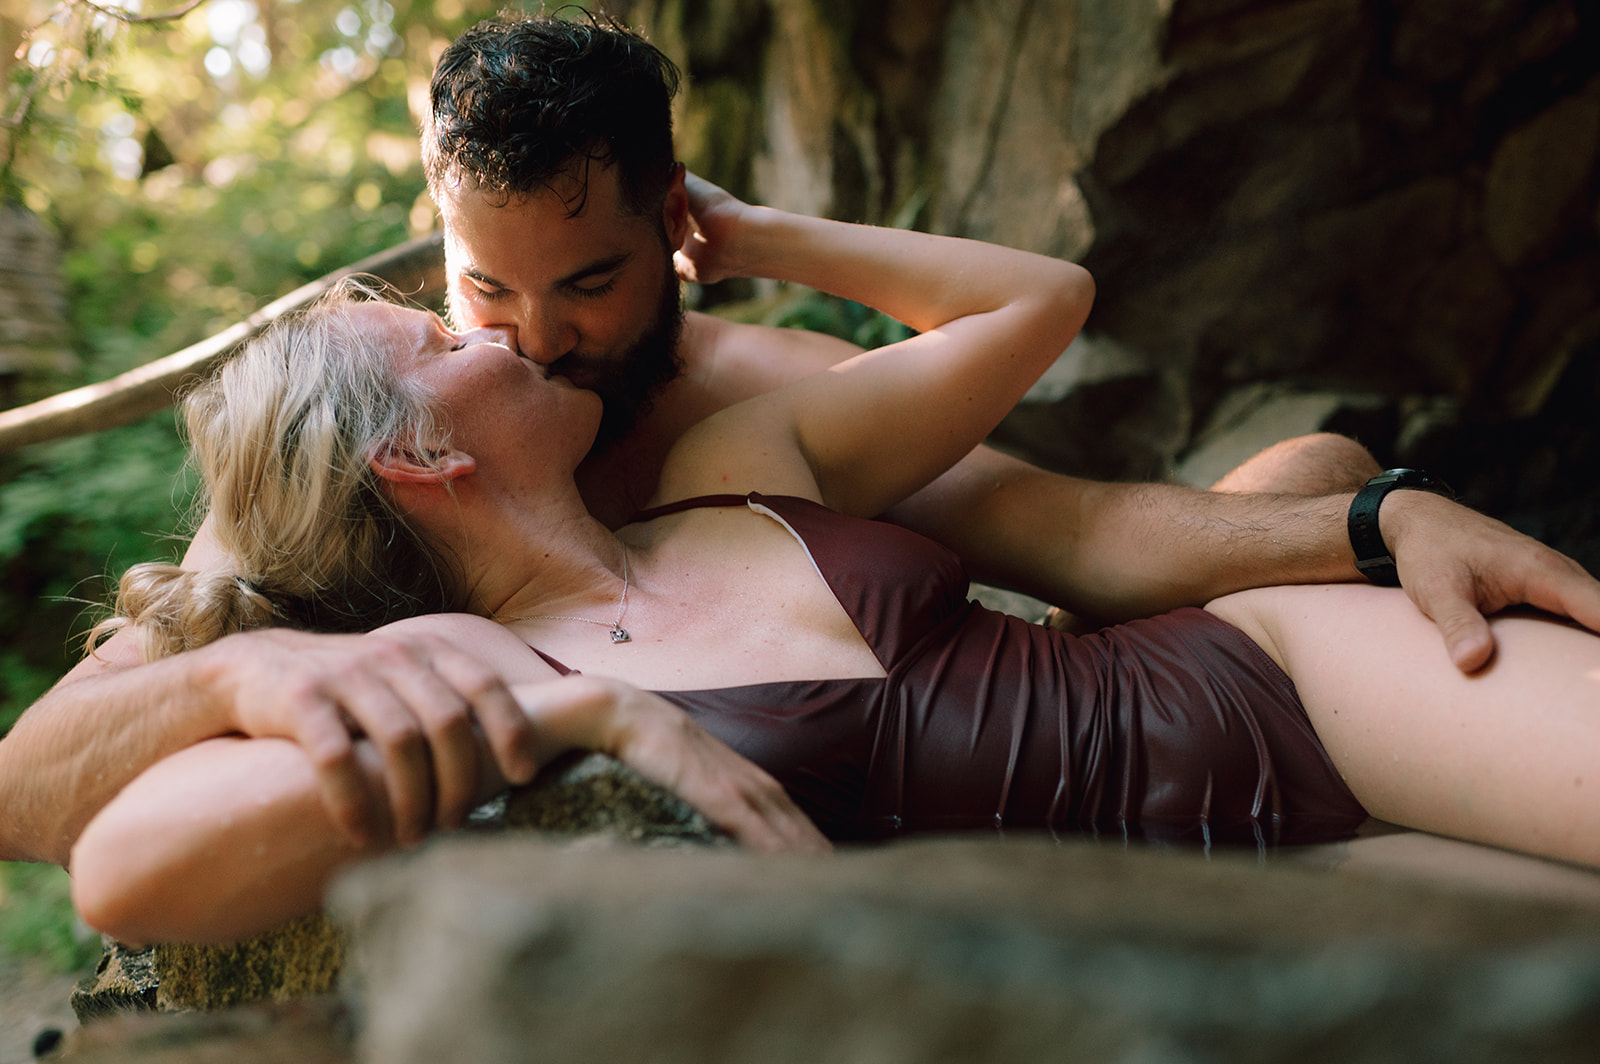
top-left (424, 11), bottom-right (682, 216)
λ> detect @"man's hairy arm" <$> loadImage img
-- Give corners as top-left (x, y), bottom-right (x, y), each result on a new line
top-left (880, 445), bottom-right (1600, 671)
top-left (880, 448), bottom-right (1333, 615)
top-left (0, 628), bottom-right (224, 865)
top-left (0, 616), bottom-right (541, 867)
top-left (680, 315), bottom-right (1600, 672)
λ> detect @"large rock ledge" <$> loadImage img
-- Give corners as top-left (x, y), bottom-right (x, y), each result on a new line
top-left (53, 833), bottom-right (1600, 1062)
top-left (328, 835), bottom-right (1600, 1063)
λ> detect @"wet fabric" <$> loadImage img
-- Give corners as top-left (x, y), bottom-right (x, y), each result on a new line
top-left (538, 492), bottom-right (1369, 847)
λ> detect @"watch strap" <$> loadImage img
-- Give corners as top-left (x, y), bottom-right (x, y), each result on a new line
top-left (1347, 468), bottom-right (1451, 587)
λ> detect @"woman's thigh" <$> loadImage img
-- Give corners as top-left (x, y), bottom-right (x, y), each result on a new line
top-left (1205, 584), bottom-right (1600, 866)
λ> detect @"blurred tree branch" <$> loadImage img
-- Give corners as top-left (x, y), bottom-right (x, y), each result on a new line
top-left (77, 0), bottom-right (207, 25)
top-left (2, 0), bottom-right (210, 188)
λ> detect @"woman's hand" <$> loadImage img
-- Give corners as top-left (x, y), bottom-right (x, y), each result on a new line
top-left (515, 675), bottom-right (831, 854)
top-left (673, 173), bottom-right (756, 286)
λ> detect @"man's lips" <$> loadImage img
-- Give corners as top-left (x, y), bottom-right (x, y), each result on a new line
top-left (548, 358), bottom-right (604, 390)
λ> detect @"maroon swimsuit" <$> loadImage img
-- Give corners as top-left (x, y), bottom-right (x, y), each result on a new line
top-left (537, 492), bottom-right (1369, 847)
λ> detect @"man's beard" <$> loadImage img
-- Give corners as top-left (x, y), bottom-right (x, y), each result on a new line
top-left (550, 263), bottom-right (685, 453)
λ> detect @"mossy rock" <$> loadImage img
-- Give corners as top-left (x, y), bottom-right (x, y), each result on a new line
top-left (70, 753), bottom-right (717, 1020)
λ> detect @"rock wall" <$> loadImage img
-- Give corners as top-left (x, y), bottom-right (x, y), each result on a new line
top-left (617, 0), bottom-right (1600, 569)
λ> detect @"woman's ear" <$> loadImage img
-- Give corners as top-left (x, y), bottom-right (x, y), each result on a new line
top-left (367, 442), bottom-right (476, 484)
top-left (662, 162), bottom-right (690, 250)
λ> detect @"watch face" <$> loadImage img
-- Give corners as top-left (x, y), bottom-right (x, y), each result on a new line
top-left (1368, 468), bottom-right (1452, 499)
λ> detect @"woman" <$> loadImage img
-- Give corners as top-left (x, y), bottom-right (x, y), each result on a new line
top-left (71, 177), bottom-right (1600, 944)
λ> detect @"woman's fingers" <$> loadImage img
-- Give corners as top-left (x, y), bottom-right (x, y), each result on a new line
top-left (705, 766), bottom-right (832, 855)
top-left (673, 172), bottom-right (750, 285)
top-left (576, 679), bottom-right (831, 854)
top-left (672, 737), bottom-right (830, 854)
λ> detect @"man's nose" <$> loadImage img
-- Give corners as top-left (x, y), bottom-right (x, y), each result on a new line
top-left (509, 300), bottom-right (579, 365)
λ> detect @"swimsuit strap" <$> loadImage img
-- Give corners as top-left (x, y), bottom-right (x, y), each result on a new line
top-left (630, 493), bottom-right (753, 523)
top-left (529, 645), bottom-right (575, 675)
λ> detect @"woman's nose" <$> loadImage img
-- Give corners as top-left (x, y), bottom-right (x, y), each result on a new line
top-left (457, 325), bottom-right (519, 353)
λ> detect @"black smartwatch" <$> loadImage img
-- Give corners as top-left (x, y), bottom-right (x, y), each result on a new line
top-left (1347, 468), bottom-right (1453, 587)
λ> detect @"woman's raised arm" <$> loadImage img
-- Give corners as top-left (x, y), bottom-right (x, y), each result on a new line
top-left (667, 175), bottom-right (1093, 517)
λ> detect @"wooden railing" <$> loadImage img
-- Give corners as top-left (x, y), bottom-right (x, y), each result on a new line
top-left (0, 232), bottom-right (447, 453)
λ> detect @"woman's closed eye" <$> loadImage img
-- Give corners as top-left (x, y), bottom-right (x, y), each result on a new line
top-left (465, 277), bottom-right (512, 302)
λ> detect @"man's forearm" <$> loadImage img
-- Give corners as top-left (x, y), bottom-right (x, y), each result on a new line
top-left (884, 447), bottom-right (1358, 619)
top-left (1048, 480), bottom-right (1356, 619)
top-left (0, 637), bottom-right (230, 866)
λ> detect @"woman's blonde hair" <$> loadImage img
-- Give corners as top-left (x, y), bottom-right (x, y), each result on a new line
top-left (94, 280), bottom-right (459, 662)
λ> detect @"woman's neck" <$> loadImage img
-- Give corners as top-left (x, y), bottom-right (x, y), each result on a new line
top-left (449, 486), bottom-right (630, 623)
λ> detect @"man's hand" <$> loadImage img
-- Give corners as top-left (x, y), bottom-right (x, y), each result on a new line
top-left (673, 172), bottom-right (755, 287)
top-left (1383, 491), bottom-right (1600, 672)
top-left (199, 628), bottom-right (539, 847)
top-left (514, 676), bottom-right (831, 854)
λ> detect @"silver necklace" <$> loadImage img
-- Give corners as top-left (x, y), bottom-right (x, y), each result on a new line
top-left (500, 545), bottom-right (632, 644)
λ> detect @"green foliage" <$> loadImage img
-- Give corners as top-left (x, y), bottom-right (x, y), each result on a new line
top-left (0, 861), bottom-right (100, 974)
top-left (0, 1), bottom-right (524, 733)
top-left (764, 291), bottom-right (915, 350)
top-left (0, 415), bottom-right (196, 733)
top-left (754, 190), bottom-right (925, 350)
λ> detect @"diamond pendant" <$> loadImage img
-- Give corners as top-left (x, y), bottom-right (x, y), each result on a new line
top-left (609, 627), bottom-right (632, 644)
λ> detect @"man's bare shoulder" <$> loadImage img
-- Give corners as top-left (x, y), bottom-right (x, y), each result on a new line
top-left (576, 313), bottom-right (866, 526)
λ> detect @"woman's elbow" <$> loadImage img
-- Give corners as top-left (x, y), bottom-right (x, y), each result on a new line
top-left (68, 738), bottom-right (351, 944)
top-left (70, 799), bottom-right (347, 946)
top-left (70, 805), bottom-right (170, 945)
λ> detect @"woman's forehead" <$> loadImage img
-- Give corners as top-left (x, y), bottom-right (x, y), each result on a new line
top-left (343, 300), bottom-right (416, 328)
top-left (341, 302), bottom-right (433, 352)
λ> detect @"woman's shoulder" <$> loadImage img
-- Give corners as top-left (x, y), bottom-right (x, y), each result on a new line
top-left (369, 613), bottom-right (560, 683)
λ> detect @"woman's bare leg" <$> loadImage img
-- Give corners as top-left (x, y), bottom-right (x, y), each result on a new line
top-left (1208, 432), bottom-right (1381, 494)
top-left (1206, 584), bottom-right (1600, 867)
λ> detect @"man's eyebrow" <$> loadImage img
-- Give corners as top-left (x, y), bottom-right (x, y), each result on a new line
top-left (458, 252), bottom-right (632, 292)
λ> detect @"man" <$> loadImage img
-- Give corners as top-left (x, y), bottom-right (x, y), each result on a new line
top-left (3, 13), bottom-right (1597, 868)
